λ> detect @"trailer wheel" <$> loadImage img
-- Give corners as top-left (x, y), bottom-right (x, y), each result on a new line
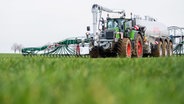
top-left (118, 38), bottom-right (132, 58)
top-left (89, 46), bottom-right (99, 58)
top-left (168, 42), bottom-right (173, 56)
top-left (163, 41), bottom-right (168, 56)
top-left (153, 41), bottom-right (163, 57)
top-left (134, 34), bottom-right (143, 58)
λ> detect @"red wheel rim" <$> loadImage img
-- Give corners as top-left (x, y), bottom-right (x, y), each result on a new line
top-left (138, 41), bottom-right (142, 56)
top-left (127, 43), bottom-right (131, 57)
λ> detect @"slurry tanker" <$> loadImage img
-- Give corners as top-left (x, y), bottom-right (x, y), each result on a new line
top-left (87, 4), bottom-right (173, 58)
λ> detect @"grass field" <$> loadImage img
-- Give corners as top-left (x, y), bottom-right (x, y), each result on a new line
top-left (0, 54), bottom-right (184, 104)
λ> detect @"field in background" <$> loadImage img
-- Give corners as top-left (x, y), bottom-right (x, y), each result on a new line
top-left (0, 54), bottom-right (184, 104)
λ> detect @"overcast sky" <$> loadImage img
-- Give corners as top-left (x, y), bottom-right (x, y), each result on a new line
top-left (0, 0), bottom-right (184, 53)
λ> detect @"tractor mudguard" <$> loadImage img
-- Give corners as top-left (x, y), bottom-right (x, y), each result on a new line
top-left (130, 30), bottom-right (136, 40)
top-left (133, 32), bottom-right (144, 41)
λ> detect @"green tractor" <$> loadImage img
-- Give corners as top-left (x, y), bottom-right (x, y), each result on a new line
top-left (88, 4), bottom-right (172, 58)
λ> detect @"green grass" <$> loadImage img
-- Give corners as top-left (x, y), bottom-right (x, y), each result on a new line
top-left (0, 54), bottom-right (184, 104)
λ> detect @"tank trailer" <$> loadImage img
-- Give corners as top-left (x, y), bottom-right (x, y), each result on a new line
top-left (87, 4), bottom-right (173, 58)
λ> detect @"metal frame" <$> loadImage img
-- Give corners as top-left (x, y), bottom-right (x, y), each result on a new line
top-left (168, 26), bottom-right (184, 55)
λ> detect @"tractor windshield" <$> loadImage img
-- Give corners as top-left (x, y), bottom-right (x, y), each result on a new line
top-left (107, 20), bottom-right (119, 29)
top-left (107, 20), bottom-right (114, 29)
top-left (107, 19), bottom-right (125, 31)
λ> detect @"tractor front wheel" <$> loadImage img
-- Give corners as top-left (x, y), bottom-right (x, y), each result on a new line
top-left (118, 38), bottom-right (132, 58)
top-left (89, 46), bottom-right (99, 58)
top-left (89, 46), bottom-right (105, 58)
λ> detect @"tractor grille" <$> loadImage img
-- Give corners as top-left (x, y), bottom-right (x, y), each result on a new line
top-left (105, 31), bottom-right (114, 39)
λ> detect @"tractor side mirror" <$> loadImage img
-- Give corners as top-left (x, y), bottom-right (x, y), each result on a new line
top-left (87, 26), bottom-right (90, 31)
top-left (132, 19), bottom-right (136, 26)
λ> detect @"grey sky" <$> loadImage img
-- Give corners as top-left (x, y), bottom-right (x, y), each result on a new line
top-left (0, 0), bottom-right (184, 53)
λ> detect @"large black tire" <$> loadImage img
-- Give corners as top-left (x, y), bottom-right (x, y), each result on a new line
top-left (168, 42), bottom-right (173, 56)
top-left (89, 46), bottom-right (105, 58)
top-left (117, 38), bottom-right (132, 58)
top-left (152, 41), bottom-right (163, 57)
top-left (89, 46), bottom-right (99, 58)
top-left (143, 54), bottom-right (150, 57)
top-left (134, 34), bottom-right (143, 58)
top-left (163, 41), bottom-right (168, 56)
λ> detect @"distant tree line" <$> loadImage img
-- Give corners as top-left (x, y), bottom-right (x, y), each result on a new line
top-left (11, 43), bottom-right (23, 53)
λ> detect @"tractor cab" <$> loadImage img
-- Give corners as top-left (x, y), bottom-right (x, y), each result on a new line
top-left (100, 18), bottom-right (122, 40)
top-left (106, 18), bottom-right (124, 31)
top-left (103, 18), bottom-right (134, 40)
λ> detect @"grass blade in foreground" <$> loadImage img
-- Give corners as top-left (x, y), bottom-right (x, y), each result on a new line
top-left (0, 54), bottom-right (183, 104)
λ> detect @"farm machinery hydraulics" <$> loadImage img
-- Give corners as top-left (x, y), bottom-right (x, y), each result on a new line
top-left (87, 4), bottom-right (173, 58)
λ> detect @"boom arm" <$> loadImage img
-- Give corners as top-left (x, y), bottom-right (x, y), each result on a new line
top-left (91, 4), bottom-right (125, 46)
top-left (92, 4), bottom-right (125, 14)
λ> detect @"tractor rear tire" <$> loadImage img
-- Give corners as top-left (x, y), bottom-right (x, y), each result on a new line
top-left (152, 41), bottom-right (163, 57)
top-left (168, 42), bottom-right (173, 56)
top-left (118, 38), bottom-right (132, 58)
top-left (163, 41), bottom-right (168, 56)
top-left (134, 34), bottom-right (143, 58)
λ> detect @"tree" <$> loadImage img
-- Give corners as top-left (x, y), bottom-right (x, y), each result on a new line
top-left (11, 43), bottom-right (23, 53)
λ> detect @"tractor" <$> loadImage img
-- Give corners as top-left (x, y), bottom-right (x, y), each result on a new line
top-left (87, 4), bottom-right (173, 58)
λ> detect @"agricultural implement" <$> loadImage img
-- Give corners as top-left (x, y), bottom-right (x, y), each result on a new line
top-left (22, 37), bottom-right (90, 57)
top-left (168, 26), bottom-right (184, 55)
top-left (22, 4), bottom-right (184, 58)
top-left (87, 4), bottom-right (173, 58)
top-left (173, 41), bottom-right (184, 55)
